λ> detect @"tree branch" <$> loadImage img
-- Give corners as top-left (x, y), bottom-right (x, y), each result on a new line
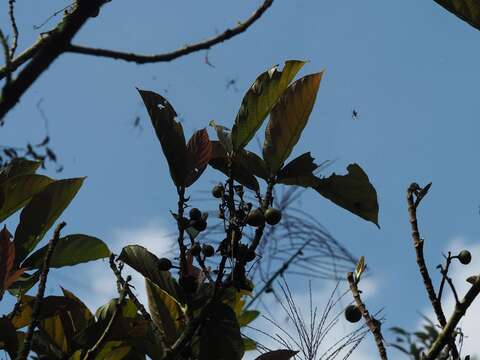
top-left (66, 0), bottom-right (274, 64)
top-left (16, 222), bottom-right (66, 360)
top-left (0, 0), bottom-right (107, 121)
top-left (425, 275), bottom-right (480, 359)
top-left (347, 272), bottom-right (388, 360)
top-left (8, 0), bottom-right (19, 57)
top-left (407, 182), bottom-right (459, 359)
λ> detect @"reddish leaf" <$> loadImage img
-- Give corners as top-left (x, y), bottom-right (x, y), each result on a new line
top-left (0, 227), bottom-right (26, 299)
top-left (185, 129), bottom-right (212, 187)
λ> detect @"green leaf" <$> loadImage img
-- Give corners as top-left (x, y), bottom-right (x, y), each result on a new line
top-left (354, 256), bottom-right (366, 283)
top-left (255, 349), bottom-right (299, 360)
top-left (137, 89), bottom-right (188, 187)
top-left (22, 234), bottom-right (110, 269)
top-left (7, 270), bottom-right (40, 297)
top-left (95, 298), bottom-right (138, 322)
top-left (263, 72), bottom-right (323, 174)
top-left (238, 310), bottom-right (260, 326)
top-left (243, 337), bottom-right (257, 351)
top-left (0, 158), bottom-right (41, 183)
top-left (209, 120), bottom-right (233, 153)
top-left (13, 178), bottom-right (85, 264)
top-left (40, 314), bottom-right (69, 353)
top-left (199, 302), bottom-right (244, 360)
top-left (434, 0), bottom-right (480, 31)
top-left (277, 152), bottom-right (319, 184)
top-left (209, 141), bottom-right (259, 191)
top-left (314, 164), bottom-right (379, 227)
top-left (185, 128), bottom-right (212, 187)
top-left (231, 60), bottom-right (306, 150)
top-left (61, 287), bottom-right (94, 332)
top-left (145, 279), bottom-right (185, 345)
top-left (0, 174), bottom-right (53, 222)
top-left (118, 245), bottom-right (185, 304)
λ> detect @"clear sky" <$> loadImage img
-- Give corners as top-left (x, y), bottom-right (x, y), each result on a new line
top-left (2, 1), bottom-right (480, 359)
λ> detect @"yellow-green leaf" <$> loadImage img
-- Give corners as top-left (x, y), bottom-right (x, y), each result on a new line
top-left (0, 158), bottom-right (41, 183)
top-left (231, 60), bottom-right (306, 150)
top-left (14, 178), bottom-right (85, 264)
top-left (263, 72), bottom-right (323, 174)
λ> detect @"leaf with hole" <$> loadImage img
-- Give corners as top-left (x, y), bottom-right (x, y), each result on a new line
top-left (138, 89), bottom-right (188, 187)
top-left (231, 60), bottom-right (306, 150)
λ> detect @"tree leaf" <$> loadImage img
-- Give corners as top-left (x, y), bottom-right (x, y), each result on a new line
top-left (61, 287), bottom-right (94, 332)
top-left (209, 141), bottom-right (259, 191)
top-left (231, 60), bottom-right (306, 150)
top-left (277, 152), bottom-right (319, 183)
top-left (13, 178), bottom-right (85, 264)
top-left (145, 279), bottom-right (186, 345)
top-left (243, 337), bottom-right (257, 351)
top-left (199, 302), bottom-right (244, 360)
top-left (137, 89), bottom-right (188, 187)
top-left (22, 234), bottom-right (110, 269)
top-left (40, 314), bottom-right (69, 353)
top-left (434, 0), bottom-right (480, 31)
top-left (263, 72), bottom-right (323, 174)
top-left (255, 349), bottom-right (299, 360)
top-left (314, 164), bottom-right (379, 227)
top-left (0, 174), bottom-right (53, 222)
top-left (209, 120), bottom-right (233, 153)
top-left (185, 128), bottom-right (212, 187)
top-left (354, 256), bottom-right (366, 283)
top-left (118, 245), bottom-right (185, 304)
top-left (0, 158), bottom-right (41, 183)
top-left (238, 310), bottom-right (260, 326)
top-left (7, 270), bottom-right (40, 297)
top-left (0, 316), bottom-right (18, 359)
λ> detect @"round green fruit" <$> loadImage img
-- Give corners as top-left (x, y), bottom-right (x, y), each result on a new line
top-left (265, 208), bottom-right (282, 225)
top-left (193, 219), bottom-right (207, 232)
top-left (344, 304), bottom-right (362, 323)
top-left (190, 243), bottom-right (201, 256)
top-left (247, 208), bottom-right (265, 227)
top-left (189, 208), bottom-right (202, 221)
top-left (158, 258), bottom-right (172, 271)
top-left (458, 250), bottom-right (472, 265)
top-left (202, 244), bottom-right (215, 257)
top-left (212, 185), bottom-right (224, 199)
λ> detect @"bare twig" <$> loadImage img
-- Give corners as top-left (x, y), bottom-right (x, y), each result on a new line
top-left (0, 29), bottom-right (11, 85)
top-left (82, 274), bottom-right (130, 360)
top-left (0, 0), bottom-right (107, 121)
top-left (407, 182), bottom-right (459, 359)
top-left (108, 254), bottom-right (167, 347)
top-left (8, 0), bottom-right (19, 57)
top-left (347, 272), bottom-right (388, 360)
top-left (0, 37), bottom-right (44, 80)
top-left (16, 222), bottom-right (66, 360)
top-left (424, 275), bottom-right (480, 359)
top-left (66, 0), bottom-right (274, 64)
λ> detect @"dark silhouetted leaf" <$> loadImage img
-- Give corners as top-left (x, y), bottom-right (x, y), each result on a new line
top-left (13, 178), bottom-right (85, 264)
top-left (185, 128), bottom-right (212, 187)
top-left (199, 302), bottom-right (244, 360)
top-left (263, 72), bottom-right (323, 174)
top-left (0, 174), bottom-right (53, 222)
top-left (22, 234), bottom-right (110, 269)
top-left (61, 287), bottom-right (94, 333)
top-left (0, 316), bottom-right (18, 358)
top-left (315, 164), bottom-right (379, 227)
top-left (209, 141), bottom-right (259, 191)
top-left (255, 349), bottom-right (299, 360)
top-left (0, 158), bottom-right (40, 183)
top-left (146, 279), bottom-right (186, 345)
top-left (231, 60), bottom-right (306, 150)
top-left (277, 152), bottom-right (318, 183)
top-left (137, 89), bottom-right (188, 186)
top-left (434, 0), bottom-right (480, 31)
top-left (119, 245), bottom-right (185, 304)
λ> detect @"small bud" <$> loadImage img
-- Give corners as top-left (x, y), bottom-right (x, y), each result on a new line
top-left (158, 258), bottom-right (172, 271)
top-left (344, 304), bottom-right (362, 323)
top-left (458, 250), bottom-right (472, 265)
top-left (189, 208), bottom-right (202, 221)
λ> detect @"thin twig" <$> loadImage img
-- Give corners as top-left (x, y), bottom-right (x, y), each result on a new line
top-left (0, 36), bottom-right (44, 80)
top-left (424, 275), bottom-right (480, 359)
top-left (108, 254), bottom-right (167, 347)
top-left (66, 0), bottom-right (274, 64)
top-left (347, 272), bottom-right (388, 360)
top-left (8, 0), bottom-right (19, 57)
top-left (0, 29), bottom-right (11, 85)
top-left (16, 222), bottom-right (66, 360)
top-left (82, 274), bottom-right (130, 360)
top-left (407, 182), bottom-right (459, 359)
top-left (0, 0), bottom-right (107, 121)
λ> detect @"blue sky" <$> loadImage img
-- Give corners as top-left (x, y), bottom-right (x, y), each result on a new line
top-left (2, 1), bottom-right (480, 358)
